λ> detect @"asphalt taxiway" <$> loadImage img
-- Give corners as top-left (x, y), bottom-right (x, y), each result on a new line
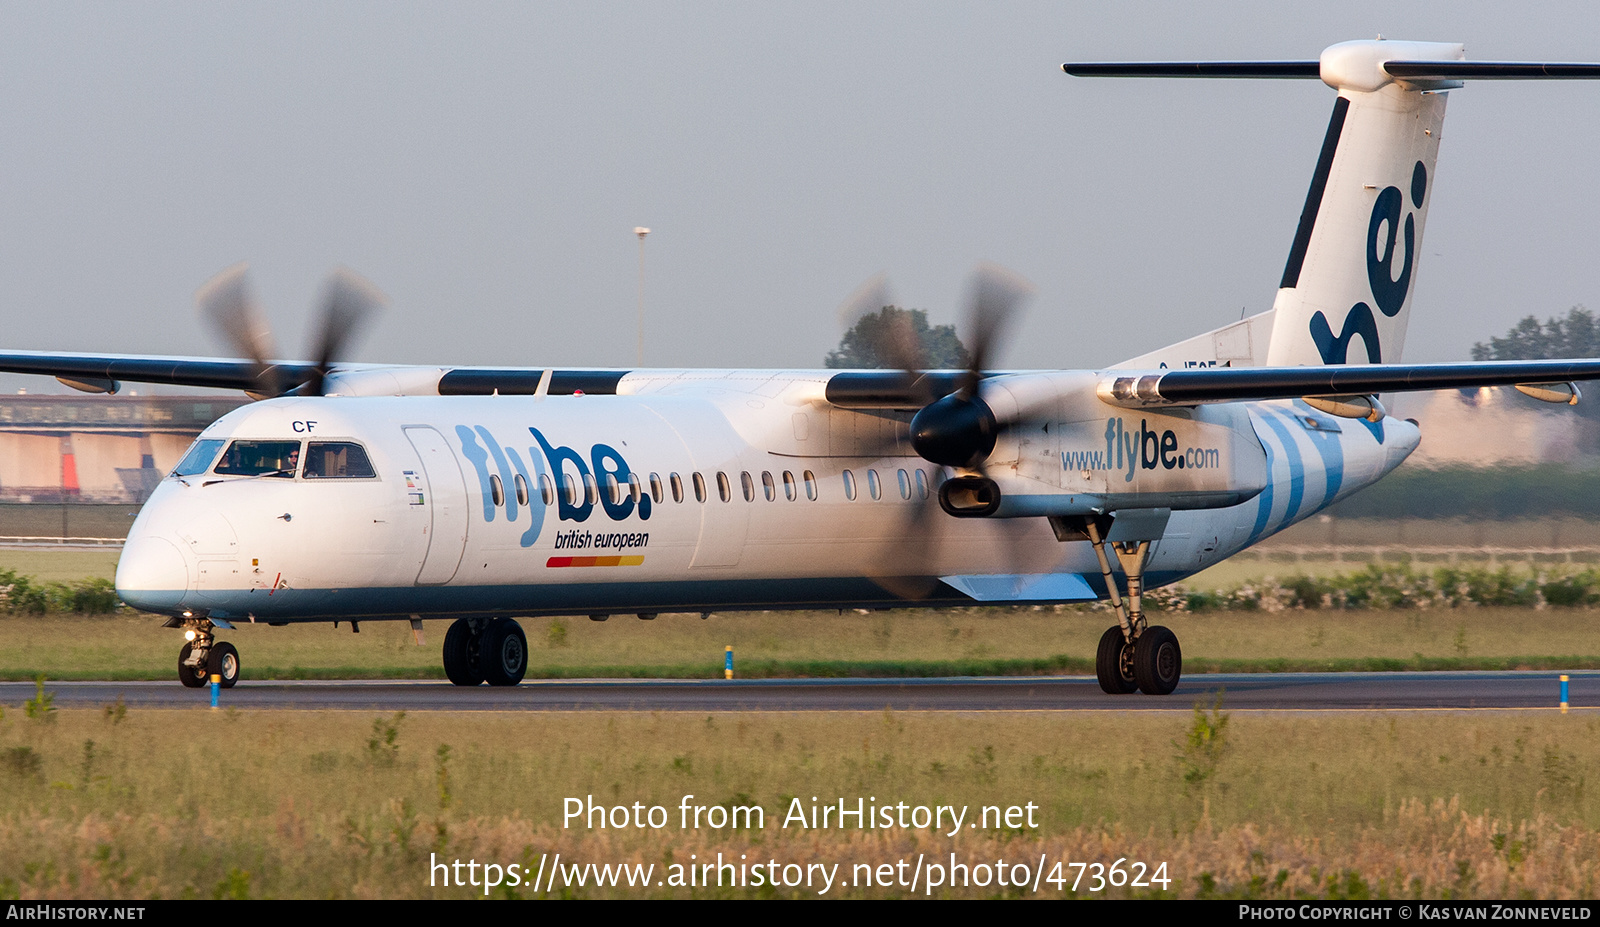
top-left (1, 672), bottom-right (1591, 712)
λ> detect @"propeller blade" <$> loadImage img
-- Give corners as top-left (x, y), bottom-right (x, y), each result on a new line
top-left (867, 472), bottom-right (947, 601)
top-left (304, 267), bottom-right (385, 396)
top-left (836, 273), bottom-right (894, 335)
top-left (837, 274), bottom-right (942, 407)
top-left (196, 263), bottom-right (274, 365)
top-left (195, 263), bottom-right (282, 396)
top-left (959, 263), bottom-right (1033, 398)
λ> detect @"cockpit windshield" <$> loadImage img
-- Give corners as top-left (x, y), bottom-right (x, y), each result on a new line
top-left (214, 440), bottom-right (302, 477)
top-left (303, 442), bottom-right (377, 479)
top-left (171, 438), bottom-right (226, 477)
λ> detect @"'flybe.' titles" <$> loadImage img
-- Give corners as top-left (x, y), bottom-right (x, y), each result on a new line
top-left (454, 425), bottom-right (649, 549)
top-left (1061, 417), bottom-right (1221, 482)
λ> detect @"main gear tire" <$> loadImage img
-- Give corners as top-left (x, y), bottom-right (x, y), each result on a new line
top-left (1133, 625), bottom-right (1182, 695)
top-left (481, 618), bottom-right (528, 687)
top-left (1095, 625), bottom-right (1138, 694)
top-left (442, 619), bottom-right (486, 686)
top-left (207, 641), bottom-right (241, 688)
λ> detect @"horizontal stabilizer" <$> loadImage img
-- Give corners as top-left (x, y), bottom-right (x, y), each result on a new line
top-left (1065, 59), bottom-right (1600, 82)
top-left (1063, 61), bottom-right (1320, 78)
top-left (1380, 61), bottom-right (1600, 80)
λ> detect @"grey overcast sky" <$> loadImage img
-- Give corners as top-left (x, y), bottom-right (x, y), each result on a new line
top-left (3, 1), bottom-right (1599, 392)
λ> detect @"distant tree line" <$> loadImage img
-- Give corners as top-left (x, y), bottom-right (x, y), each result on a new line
top-left (825, 307), bottom-right (969, 369)
top-left (1471, 305), bottom-right (1600, 427)
top-left (1471, 305), bottom-right (1600, 363)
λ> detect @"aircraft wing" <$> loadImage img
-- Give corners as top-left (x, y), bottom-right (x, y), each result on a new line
top-left (0, 350), bottom-right (319, 394)
top-left (1099, 359), bottom-right (1600, 408)
top-left (4, 348), bottom-right (1598, 409)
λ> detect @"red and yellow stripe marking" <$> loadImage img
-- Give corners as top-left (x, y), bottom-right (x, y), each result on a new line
top-left (545, 555), bottom-right (645, 568)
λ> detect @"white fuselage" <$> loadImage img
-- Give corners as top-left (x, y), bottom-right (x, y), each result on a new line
top-left (113, 371), bottom-right (1418, 623)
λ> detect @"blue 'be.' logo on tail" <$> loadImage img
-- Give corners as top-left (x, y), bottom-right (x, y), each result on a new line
top-left (1309, 161), bottom-right (1427, 364)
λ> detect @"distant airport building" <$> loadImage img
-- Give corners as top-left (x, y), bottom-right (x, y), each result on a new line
top-left (0, 395), bottom-right (246, 504)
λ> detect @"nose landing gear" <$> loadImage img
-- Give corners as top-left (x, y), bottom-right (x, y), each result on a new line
top-left (442, 617), bottom-right (527, 686)
top-left (172, 618), bottom-right (240, 689)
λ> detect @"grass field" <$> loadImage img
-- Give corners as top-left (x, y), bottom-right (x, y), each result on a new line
top-left (2, 545), bottom-right (1598, 899)
top-left (0, 707), bottom-right (1593, 898)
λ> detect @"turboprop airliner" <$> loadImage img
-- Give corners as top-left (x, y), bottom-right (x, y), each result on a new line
top-left (7, 38), bottom-right (1600, 695)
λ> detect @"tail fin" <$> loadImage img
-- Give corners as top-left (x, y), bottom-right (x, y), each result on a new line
top-left (1266, 40), bottom-right (1457, 366)
top-left (1070, 40), bottom-right (1600, 369)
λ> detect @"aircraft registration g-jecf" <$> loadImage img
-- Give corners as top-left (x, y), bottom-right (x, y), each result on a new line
top-left (8, 38), bottom-right (1600, 694)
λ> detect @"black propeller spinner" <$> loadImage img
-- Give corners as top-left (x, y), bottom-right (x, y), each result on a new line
top-left (858, 264), bottom-right (1033, 476)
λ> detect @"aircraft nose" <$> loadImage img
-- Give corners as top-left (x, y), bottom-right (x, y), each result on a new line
top-left (115, 536), bottom-right (191, 613)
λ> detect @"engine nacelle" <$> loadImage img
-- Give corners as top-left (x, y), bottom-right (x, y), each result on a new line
top-left (963, 372), bottom-right (1269, 517)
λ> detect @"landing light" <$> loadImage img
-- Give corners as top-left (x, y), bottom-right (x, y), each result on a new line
top-left (184, 629), bottom-right (197, 641)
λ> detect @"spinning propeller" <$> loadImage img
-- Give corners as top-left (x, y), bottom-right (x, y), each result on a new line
top-left (837, 263), bottom-right (1040, 480)
top-left (836, 264), bottom-right (1046, 598)
top-left (196, 263), bottom-right (385, 400)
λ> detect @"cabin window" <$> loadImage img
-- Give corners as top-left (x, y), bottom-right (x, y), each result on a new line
top-left (693, 472), bottom-right (707, 503)
top-left (803, 469), bottom-right (817, 500)
top-left (649, 472), bottom-right (664, 503)
top-left (602, 473), bottom-right (620, 505)
top-left (915, 469), bottom-right (929, 500)
top-left (303, 442), bottom-right (377, 479)
top-left (782, 470), bottom-right (796, 501)
top-left (540, 474), bottom-right (555, 505)
top-left (582, 474), bottom-right (598, 506)
top-left (843, 469), bottom-right (857, 501)
top-left (214, 440), bottom-right (301, 477)
top-left (172, 438), bottom-right (225, 477)
top-left (670, 473), bottom-right (684, 503)
top-left (560, 474), bottom-right (579, 506)
top-left (489, 474), bottom-right (505, 507)
top-left (760, 471), bottom-right (775, 501)
top-left (867, 469), bottom-right (882, 500)
top-left (897, 468), bottom-right (911, 500)
top-left (628, 473), bottom-right (642, 503)
top-left (717, 471), bottom-right (732, 503)
top-left (514, 474), bottom-right (529, 506)
top-left (740, 471), bottom-right (755, 502)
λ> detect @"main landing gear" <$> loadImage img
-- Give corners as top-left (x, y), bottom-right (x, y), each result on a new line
top-left (442, 617), bottom-right (528, 686)
top-left (168, 617), bottom-right (241, 689)
top-left (1083, 519), bottom-right (1182, 696)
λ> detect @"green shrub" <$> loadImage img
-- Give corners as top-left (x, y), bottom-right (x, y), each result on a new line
top-left (0, 571), bottom-right (121, 614)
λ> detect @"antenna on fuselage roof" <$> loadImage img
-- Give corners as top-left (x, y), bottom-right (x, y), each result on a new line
top-left (1067, 40), bottom-right (1600, 370)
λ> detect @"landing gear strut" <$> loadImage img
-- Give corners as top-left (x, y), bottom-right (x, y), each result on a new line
top-left (443, 618), bottom-right (527, 687)
top-left (171, 618), bottom-right (240, 689)
top-left (1083, 519), bottom-right (1182, 696)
